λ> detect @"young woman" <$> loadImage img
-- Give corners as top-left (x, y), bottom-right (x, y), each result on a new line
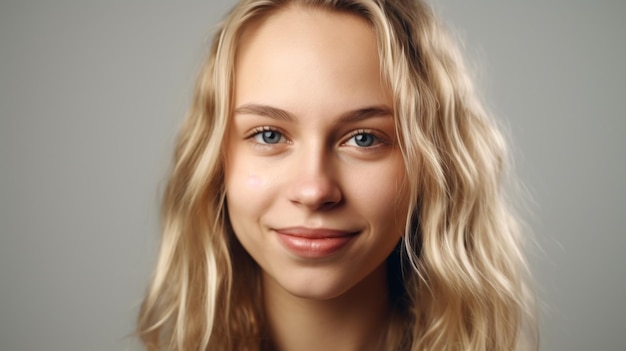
top-left (138, 0), bottom-right (536, 350)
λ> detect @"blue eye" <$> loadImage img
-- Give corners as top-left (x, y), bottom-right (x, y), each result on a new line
top-left (353, 133), bottom-right (375, 147)
top-left (253, 129), bottom-right (285, 144)
top-left (346, 132), bottom-right (379, 147)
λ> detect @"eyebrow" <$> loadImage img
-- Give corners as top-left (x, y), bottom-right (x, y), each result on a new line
top-left (234, 103), bottom-right (393, 123)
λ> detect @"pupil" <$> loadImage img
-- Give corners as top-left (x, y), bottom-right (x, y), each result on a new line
top-left (262, 131), bottom-right (280, 144)
top-left (355, 134), bottom-right (374, 147)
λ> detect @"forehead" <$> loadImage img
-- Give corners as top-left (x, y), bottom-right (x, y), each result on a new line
top-left (234, 6), bottom-right (391, 112)
top-left (237, 6), bottom-right (376, 54)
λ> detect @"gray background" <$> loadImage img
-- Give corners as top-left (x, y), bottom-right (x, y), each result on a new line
top-left (0, 1), bottom-right (624, 350)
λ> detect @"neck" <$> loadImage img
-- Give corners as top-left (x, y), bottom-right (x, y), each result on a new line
top-left (262, 264), bottom-right (392, 351)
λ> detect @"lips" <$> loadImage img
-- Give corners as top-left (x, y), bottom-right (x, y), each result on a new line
top-left (273, 227), bottom-right (358, 258)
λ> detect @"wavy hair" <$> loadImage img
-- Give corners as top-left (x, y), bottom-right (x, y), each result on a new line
top-left (137, 0), bottom-right (536, 350)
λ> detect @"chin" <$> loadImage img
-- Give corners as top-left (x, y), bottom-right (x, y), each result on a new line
top-left (264, 267), bottom-right (361, 301)
top-left (284, 283), bottom-right (351, 301)
top-left (264, 261), bottom-right (387, 302)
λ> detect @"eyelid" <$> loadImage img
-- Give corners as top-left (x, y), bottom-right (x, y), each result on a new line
top-left (242, 126), bottom-right (391, 153)
top-left (342, 129), bottom-right (389, 148)
top-left (245, 126), bottom-right (290, 145)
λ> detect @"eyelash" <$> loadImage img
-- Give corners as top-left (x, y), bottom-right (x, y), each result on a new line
top-left (245, 126), bottom-right (389, 152)
top-left (343, 129), bottom-right (388, 151)
top-left (246, 126), bottom-right (289, 145)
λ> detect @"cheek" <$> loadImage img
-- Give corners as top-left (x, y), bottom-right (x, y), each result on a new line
top-left (224, 150), bottom-right (276, 230)
top-left (225, 143), bottom-right (256, 197)
top-left (226, 171), bottom-right (268, 213)
top-left (246, 173), bottom-right (266, 188)
top-left (351, 160), bottom-right (407, 212)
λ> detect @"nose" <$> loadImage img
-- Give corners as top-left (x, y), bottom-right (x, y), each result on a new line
top-left (286, 153), bottom-right (342, 211)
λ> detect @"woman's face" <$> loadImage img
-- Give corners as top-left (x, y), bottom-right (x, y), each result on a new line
top-left (225, 7), bottom-right (409, 300)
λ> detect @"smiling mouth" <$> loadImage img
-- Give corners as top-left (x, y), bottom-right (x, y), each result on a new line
top-left (273, 227), bottom-right (358, 258)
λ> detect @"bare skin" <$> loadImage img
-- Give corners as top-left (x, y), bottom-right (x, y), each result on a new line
top-left (264, 264), bottom-right (390, 351)
top-left (225, 6), bottom-right (409, 350)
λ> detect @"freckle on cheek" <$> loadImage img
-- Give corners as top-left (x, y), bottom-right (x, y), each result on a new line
top-left (247, 174), bottom-right (265, 188)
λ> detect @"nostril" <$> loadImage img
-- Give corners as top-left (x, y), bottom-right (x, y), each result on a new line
top-left (287, 177), bottom-right (343, 210)
top-left (320, 198), bottom-right (343, 210)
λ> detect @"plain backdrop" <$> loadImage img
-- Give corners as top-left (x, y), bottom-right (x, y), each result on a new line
top-left (1, 1), bottom-right (624, 350)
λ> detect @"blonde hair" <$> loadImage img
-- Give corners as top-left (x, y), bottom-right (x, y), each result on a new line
top-left (137, 0), bottom-right (537, 350)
